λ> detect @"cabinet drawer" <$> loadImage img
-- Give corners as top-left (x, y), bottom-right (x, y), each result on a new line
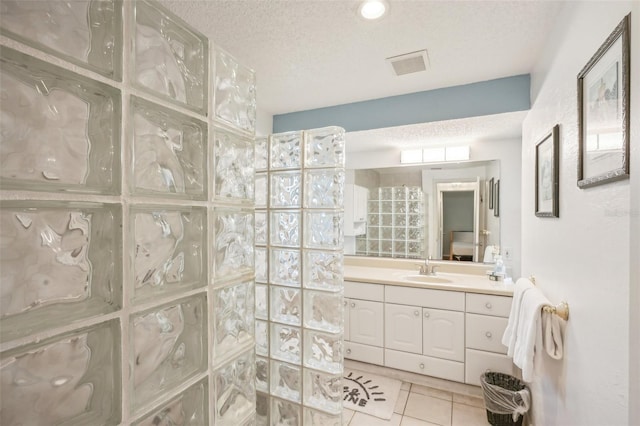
top-left (465, 349), bottom-right (515, 386)
top-left (385, 349), bottom-right (464, 383)
top-left (386, 286), bottom-right (464, 311)
top-left (345, 341), bottom-right (384, 365)
top-left (465, 314), bottom-right (508, 354)
top-left (466, 293), bottom-right (512, 317)
top-left (345, 281), bottom-right (384, 302)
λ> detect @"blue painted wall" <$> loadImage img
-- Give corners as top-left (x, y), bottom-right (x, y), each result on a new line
top-left (273, 74), bottom-right (530, 133)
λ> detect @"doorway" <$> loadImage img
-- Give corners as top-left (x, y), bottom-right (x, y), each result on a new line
top-left (436, 181), bottom-right (482, 261)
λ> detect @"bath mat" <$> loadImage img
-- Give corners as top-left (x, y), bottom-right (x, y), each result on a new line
top-left (343, 368), bottom-right (402, 420)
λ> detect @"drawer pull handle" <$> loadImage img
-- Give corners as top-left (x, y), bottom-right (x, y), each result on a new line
top-left (351, 302), bottom-right (356, 308)
top-left (419, 363), bottom-right (425, 369)
top-left (485, 332), bottom-right (493, 338)
top-left (414, 310), bottom-right (420, 316)
top-left (424, 312), bottom-right (430, 318)
top-left (346, 349), bottom-right (352, 354)
top-left (485, 302), bottom-right (492, 309)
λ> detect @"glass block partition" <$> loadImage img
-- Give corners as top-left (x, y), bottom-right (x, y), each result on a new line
top-left (356, 186), bottom-right (426, 259)
top-left (0, 1), bottom-right (257, 424)
top-left (255, 128), bottom-right (345, 426)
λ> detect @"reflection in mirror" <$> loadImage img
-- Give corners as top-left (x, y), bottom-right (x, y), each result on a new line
top-left (344, 160), bottom-right (500, 262)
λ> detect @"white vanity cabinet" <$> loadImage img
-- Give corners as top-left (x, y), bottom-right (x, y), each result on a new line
top-left (464, 293), bottom-right (515, 386)
top-left (344, 278), bottom-right (515, 386)
top-left (344, 184), bottom-right (368, 236)
top-left (344, 281), bottom-right (384, 365)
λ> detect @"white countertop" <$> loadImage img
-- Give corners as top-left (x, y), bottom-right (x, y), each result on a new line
top-left (344, 259), bottom-right (514, 296)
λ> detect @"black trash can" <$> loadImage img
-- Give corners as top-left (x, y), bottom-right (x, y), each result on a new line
top-left (480, 371), bottom-right (529, 426)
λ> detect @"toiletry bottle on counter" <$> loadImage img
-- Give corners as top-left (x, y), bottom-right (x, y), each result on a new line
top-left (494, 256), bottom-right (505, 277)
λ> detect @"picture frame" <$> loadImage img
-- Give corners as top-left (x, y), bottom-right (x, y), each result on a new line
top-left (535, 125), bottom-right (560, 217)
top-left (577, 13), bottom-right (630, 188)
top-left (488, 177), bottom-right (494, 209)
top-left (493, 180), bottom-right (500, 217)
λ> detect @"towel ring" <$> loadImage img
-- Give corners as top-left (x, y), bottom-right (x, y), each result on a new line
top-left (542, 301), bottom-right (569, 321)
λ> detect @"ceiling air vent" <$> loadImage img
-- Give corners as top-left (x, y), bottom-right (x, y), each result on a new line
top-left (386, 49), bottom-right (429, 76)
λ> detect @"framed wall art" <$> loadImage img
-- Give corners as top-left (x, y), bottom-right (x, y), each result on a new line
top-left (535, 125), bottom-right (560, 217)
top-left (577, 14), bottom-right (630, 188)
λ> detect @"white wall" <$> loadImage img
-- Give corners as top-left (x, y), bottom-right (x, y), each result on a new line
top-left (522, 2), bottom-right (635, 425)
top-left (256, 107), bottom-right (273, 136)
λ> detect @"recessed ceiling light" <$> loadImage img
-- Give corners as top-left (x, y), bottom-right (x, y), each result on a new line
top-left (359, 0), bottom-right (388, 20)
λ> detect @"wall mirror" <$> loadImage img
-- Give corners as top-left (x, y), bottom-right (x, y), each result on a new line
top-left (344, 160), bottom-right (500, 263)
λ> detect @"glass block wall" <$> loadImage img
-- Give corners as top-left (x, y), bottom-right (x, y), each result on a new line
top-left (356, 186), bottom-right (426, 259)
top-left (255, 128), bottom-right (345, 425)
top-left (0, 1), bottom-right (257, 424)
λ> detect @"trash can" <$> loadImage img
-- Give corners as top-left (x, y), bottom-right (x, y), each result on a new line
top-left (480, 371), bottom-right (531, 426)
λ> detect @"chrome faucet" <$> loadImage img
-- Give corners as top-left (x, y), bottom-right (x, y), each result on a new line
top-left (419, 256), bottom-right (437, 275)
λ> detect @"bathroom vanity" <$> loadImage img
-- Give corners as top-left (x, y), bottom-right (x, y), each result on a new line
top-left (344, 257), bottom-right (516, 387)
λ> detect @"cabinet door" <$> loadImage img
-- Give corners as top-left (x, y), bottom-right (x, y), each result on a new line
top-left (344, 298), bottom-right (350, 341)
top-left (349, 299), bottom-right (383, 347)
top-left (385, 303), bottom-right (422, 354)
top-left (423, 308), bottom-right (464, 362)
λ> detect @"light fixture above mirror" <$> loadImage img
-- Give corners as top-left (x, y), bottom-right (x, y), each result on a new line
top-left (400, 146), bottom-right (471, 164)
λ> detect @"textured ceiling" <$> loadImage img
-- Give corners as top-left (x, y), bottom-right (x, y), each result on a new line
top-left (160, 0), bottom-right (564, 115)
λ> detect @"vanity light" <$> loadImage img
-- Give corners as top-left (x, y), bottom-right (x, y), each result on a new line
top-left (400, 145), bottom-right (471, 164)
top-left (359, 0), bottom-right (388, 20)
top-left (400, 149), bottom-right (423, 164)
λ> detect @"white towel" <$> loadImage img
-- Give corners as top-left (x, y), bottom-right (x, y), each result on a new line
top-left (502, 278), bottom-right (535, 357)
top-left (542, 311), bottom-right (564, 360)
top-left (512, 287), bottom-right (549, 382)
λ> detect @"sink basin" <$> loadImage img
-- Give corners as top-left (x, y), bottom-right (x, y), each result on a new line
top-left (402, 274), bottom-right (452, 284)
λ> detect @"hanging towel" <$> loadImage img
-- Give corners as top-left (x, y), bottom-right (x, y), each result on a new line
top-left (502, 278), bottom-right (535, 357)
top-left (542, 310), bottom-right (564, 360)
top-left (512, 287), bottom-right (549, 382)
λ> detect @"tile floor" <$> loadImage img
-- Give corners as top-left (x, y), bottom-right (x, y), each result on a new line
top-left (342, 381), bottom-right (490, 426)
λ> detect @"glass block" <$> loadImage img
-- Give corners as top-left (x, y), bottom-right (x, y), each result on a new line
top-left (303, 169), bottom-right (345, 209)
top-left (302, 250), bottom-right (343, 292)
top-left (380, 188), bottom-right (393, 200)
top-left (215, 47), bottom-right (256, 134)
top-left (394, 202), bottom-right (407, 214)
top-left (270, 171), bottom-right (302, 208)
top-left (381, 214), bottom-right (392, 226)
top-left (256, 284), bottom-right (268, 320)
top-left (303, 211), bottom-right (343, 250)
top-left (255, 137), bottom-right (269, 171)
top-left (303, 126), bottom-right (345, 169)
top-left (369, 188), bottom-right (380, 201)
top-left (303, 330), bottom-right (342, 374)
top-left (269, 248), bottom-right (301, 287)
top-left (394, 241), bottom-right (406, 254)
top-left (255, 320), bottom-right (269, 356)
top-left (367, 240), bottom-right (379, 252)
top-left (270, 397), bottom-right (301, 426)
top-left (395, 227), bottom-right (407, 240)
top-left (408, 201), bottom-right (422, 214)
top-left (303, 369), bottom-right (342, 414)
top-left (304, 291), bottom-right (343, 333)
top-left (270, 323), bottom-right (301, 364)
top-left (381, 240), bottom-right (393, 254)
top-left (214, 349), bottom-right (256, 426)
top-left (408, 214), bottom-right (422, 227)
top-left (213, 208), bottom-right (254, 283)
top-left (213, 281), bottom-right (255, 361)
top-left (270, 131), bottom-right (302, 170)
top-left (131, 295), bottom-right (206, 412)
top-left (0, 47), bottom-right (120, 194)
top-left (256, 356), bottom-right (269, 393)
top-left (131, 96), bottom-right (207, 199)
top-left (270, 211), bottom-right (300, 248)
top-left (270, 286), bottom-right (301, 326)
top-left (133, 0), bottom-right (207, 113)
top-left (255, 247), bottom-right (268, 284)
top-left (368, 213), bottom-right (379, 226)
top-left (270, 360), bottom-right (301, 403)
top-left (132, 379), bottom-right (208, 426)
top-left (381, 226), bottom-right (392, 240)
top-left (0, 0), bottom-right (122, 79)
top-left (256, 392), bottom-right (269, 426)
top-left (255, 173), bottom-right (268, 209)
top-left (394, 214), bottom-right (407, 226)
top-left (408, 227), bottom-right (422, 240)
top-left (303, 408), bottom-right (341, 426)
top-left (131, 206), bottom-right (205, 303)
top-left (393, 187), bottom-right (407, 200)
top-left (0, 201), bottom-right (121, 343)
top-left (381, 201), bottom-right (393, 213)
top-left (214, 128), bottom-right (255, 203)
top-left (0, 320), bottom-right (121, 425)
top-left (255, 211), bottom-right (268, 246)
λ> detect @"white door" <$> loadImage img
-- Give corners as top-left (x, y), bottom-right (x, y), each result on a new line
top-left (385, 303), bottom-right (422, 354)
top-left (349, 299), bottom-right (383, 347)
top-left (423, 308), bottom-right (464, 361)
